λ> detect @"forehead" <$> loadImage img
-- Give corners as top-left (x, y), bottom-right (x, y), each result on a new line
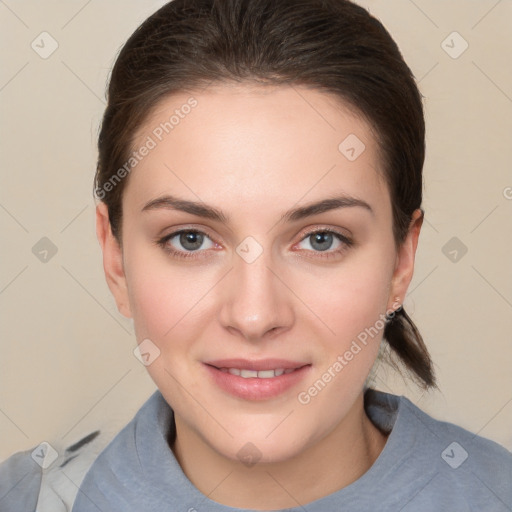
top-left (124, 83), bottom-right (389, 220)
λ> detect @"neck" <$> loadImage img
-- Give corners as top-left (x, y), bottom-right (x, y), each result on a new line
top-left (171, 391), bottom-right (388, 510)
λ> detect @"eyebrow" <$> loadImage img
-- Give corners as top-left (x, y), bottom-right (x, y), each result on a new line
top-left (141, 194), bottom-right (374, 223)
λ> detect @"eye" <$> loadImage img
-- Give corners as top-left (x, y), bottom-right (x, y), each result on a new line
top-left (156, 229), bottom-right (217, 259)
top-left (295, 228), bottom-right (353, 258)
top-left (156, 227), bottom-right (353, 261)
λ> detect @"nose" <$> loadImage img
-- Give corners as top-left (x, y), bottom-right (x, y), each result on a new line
top-left (218, 244), bottom-right (294, 342)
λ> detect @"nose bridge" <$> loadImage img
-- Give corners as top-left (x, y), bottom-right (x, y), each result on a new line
top-left (219, 240), bottom-right (292, 340)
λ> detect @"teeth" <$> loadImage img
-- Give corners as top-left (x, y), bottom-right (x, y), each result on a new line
top-left (221, 368), bottom-right (291, 378)
top-left (240, 369), bottom-right (258, 378)
top-left (257, 370), bottom-right (275, 378)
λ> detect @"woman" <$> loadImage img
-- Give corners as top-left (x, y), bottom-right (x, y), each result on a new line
top-left (2, 0), bottom-right (511, 510)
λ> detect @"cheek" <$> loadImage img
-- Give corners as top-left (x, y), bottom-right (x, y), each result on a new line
top-left (124, 245), bottom-right (212, 341)
top-left (295, 251), bottom-right (394, 349)
top-left (336, 270), bottom-right (391, 337)
top-left (125, 235), bottom-right (395, 348)
top-left (124, 253), bottom-right (214, 403)
top-left (293, 263), bottom-right (392, 418)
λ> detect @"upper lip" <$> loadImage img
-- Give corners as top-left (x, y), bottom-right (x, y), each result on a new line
top-left (204, 359), bottom-right (310, 371)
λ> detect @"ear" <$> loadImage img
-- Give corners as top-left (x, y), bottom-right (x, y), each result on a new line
top-left (96, 202), bottom-right (132, 318)
top-left (387, 209), bottom-right (423, 310)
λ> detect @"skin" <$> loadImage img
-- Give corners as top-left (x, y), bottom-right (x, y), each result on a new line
top-left (96, 83), bottom-right (423, 509)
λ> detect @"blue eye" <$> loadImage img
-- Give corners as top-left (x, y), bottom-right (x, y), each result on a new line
top-left (157, 229), bottom-right (216, 259)
top-left (301, 231), bottom-right (338, 251)
top-left (156, 227), bottom-right (353, 261)
top-left (296, 229), bottom-right (353, 258)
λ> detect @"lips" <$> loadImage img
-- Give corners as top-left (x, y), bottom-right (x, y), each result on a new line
top-left (204, 358), bottom-right (308, 371)
top-left (203, 358), bottom-right (311, 400)
top-left (219, 368), bottom-right (294, 378)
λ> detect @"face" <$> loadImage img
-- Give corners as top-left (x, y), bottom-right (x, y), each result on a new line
top-left (97, 83), bottom-right (421, 464)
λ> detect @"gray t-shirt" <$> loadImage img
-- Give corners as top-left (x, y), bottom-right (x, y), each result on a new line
top-left (2, 389), bottom-right (511, 511)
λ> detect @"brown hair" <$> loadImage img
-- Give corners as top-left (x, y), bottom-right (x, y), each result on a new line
top-left (95, 0), bottom-right (436, 389)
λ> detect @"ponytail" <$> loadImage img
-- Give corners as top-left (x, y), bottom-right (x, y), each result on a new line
top-left (383, 308), bottom-right (436, 389)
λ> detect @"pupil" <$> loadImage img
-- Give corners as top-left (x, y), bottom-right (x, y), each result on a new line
top-left (311, 232), bottom-right (332, 252)
top-left (180, 232), bottom-right (203, 250)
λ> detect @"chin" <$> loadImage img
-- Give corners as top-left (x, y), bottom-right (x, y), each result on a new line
top-left (218, 436), bottom-right (309, 466)
top-left (205, 415), bottom-right (318, 466)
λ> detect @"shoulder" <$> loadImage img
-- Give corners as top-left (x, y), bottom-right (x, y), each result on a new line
top-left (75, 389), bottom-right (166, 475)
top-left (399, 393), bottom-right (512, 465)
top-left (0, 449), bottom-right (42, 512)
top-left (0, 393), bottom-right (163, 512)
top-left (71, 390), bottom-right (169, 511)
top-left (396, 393), bottom-right (512, 510)
top-left (0, 430), bottom-right (112, 512)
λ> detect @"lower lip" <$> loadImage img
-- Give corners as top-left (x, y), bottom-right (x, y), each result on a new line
top-left (203, 364), bottom-right (311, 401)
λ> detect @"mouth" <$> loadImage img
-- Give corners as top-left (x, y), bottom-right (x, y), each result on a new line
top-left (217, 367), bottom-right (297, 378)
top-left (203, 359), bottom-right (311, 400)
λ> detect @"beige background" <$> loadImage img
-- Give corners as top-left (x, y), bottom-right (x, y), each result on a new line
top-left (1, 0), bottom-right (511, 461)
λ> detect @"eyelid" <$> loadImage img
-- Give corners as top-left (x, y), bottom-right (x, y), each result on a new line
top-left (295, 224), bottom-right (352, 242)
top-left (292, 226), bottom-right (354, 256)
top-left (158, 224), bottom-right (220, 244)
top-left (161, 227), bottom-right (220, 249)
top-left (156, 224), bottom-right (353, 260)
top-left (158, 224), bottom-right (350, 245)
top-left (153, 226), bottom-right (218, 258)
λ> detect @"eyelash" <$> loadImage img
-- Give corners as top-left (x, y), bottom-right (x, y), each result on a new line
top-left (155, 227), bottom-right (354, 261)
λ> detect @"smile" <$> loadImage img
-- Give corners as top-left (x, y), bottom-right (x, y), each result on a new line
top-left (218, 368), bottom-right (296, 378)
top-left (203, 359), bottom-right (311, 400)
